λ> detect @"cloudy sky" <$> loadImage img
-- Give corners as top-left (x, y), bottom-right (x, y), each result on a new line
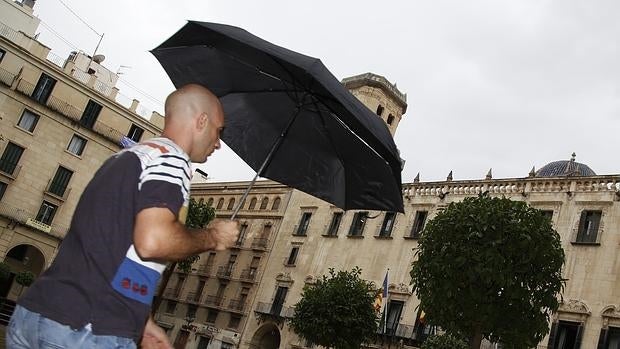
top-left (32, 0), bottom-right (619, 183)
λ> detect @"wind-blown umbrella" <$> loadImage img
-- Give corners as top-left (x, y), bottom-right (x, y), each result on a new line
top-left (152, 21), bottom-right (404, 214)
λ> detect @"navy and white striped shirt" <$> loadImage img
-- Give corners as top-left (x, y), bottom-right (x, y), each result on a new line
top-left (20, 137), bottom-right (192, 341)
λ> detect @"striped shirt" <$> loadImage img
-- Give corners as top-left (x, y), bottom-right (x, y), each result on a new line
top-left (20, 137), bottom-right (192, 341)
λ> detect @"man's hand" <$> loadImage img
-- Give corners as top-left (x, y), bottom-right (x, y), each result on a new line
top-left (205, 219), bottom-right (240, 251)
top-left (141, 317), bottom-right (172, 349)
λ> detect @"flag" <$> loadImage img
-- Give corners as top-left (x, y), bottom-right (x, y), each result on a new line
top-left (374, 271), bottom-right (389, 313)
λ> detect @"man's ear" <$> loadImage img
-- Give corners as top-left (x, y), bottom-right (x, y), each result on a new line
top-left (197, 112), bottom-right (208, 130)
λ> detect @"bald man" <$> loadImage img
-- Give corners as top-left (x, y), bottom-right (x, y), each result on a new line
top-left (7, 84), bottom-right (239, 349)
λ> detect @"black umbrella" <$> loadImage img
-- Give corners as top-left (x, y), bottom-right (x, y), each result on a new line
top-left (152, 21), bottom-right (404, 214)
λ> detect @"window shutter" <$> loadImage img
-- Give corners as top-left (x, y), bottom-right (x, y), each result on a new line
top-left (597, 328), bottom-right (608, 349)
top-left (577, 211), bottom-right (587, 241)
top-left (547, 321), bottom-right (558, 349)
top-left (590, 212), bottom-right (601, 243)
top-left (574, 323), bottom-right (583, 349)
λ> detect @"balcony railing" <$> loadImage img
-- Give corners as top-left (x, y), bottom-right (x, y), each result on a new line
top-left (255, 301), bottom-right (294, 318)
top-left (239, 268), bottom-right (257, 282)
top-left (0, 201), bottom-right (67, 239)
top-left (184, 292), bottom-right (201, 304)
top-left (216, 266), bottom-right (234, 279)
top-left (204, 295), bottom-right (224, 308)
top-left (14, 78), bottom-right (125, 147)
top-left (195, 264), bottom-right (213, 276)
top-left (228, 299), bottom-right (246, 313)
top-left (251, 237), bottom-right (269, 250)
top-left (163, 289), bottom-right (180, 299)
top-left (0, 66), bottom-right (16, 87)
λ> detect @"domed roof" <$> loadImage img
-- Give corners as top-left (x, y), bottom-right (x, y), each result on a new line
top-left (535, 153), bottom-right (596, 177)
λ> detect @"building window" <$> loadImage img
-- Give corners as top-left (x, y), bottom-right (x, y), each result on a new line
top-left (541, 210), bottom-right (554, 220)
top-left (384, 300), bottom-right (404, 335)
top-left (0, 181), bottom-right (7, 200)
top-left (387, 114), bottom-right (394, 125)
top-left (17, 110), bottom-right (39, 133)
top-left (206, 310), bottom-right (218, 323)
top-left (80, 100), bottom-right (102, 129)
top-left (326, 212), bottom-right (343, 236)
top-left (260, 197), bottom-right (268, 210)
top-left (165, 300), bottom-right (177, 314)
top-left (410, 211), bottom-right (428, 238)
top-left (272, 197), bottom-right (281, 210)
top-left (32, 72), bottom-right (56, 104)
top-left (36, 201), bottom-right (58, 225)
top-left (548, 321), bottom-right (583, 349)
top-left (378, 212), bottom-right (396, 237)
top-left (236, 223), bottom-right (248, 245)
top-left (348, 211), bottom-right (368, 236)
top-left (67, 134), bottom-right (87, 156)
top-left (48, 166), bottom-right (73, 198)
top-left (0, 48), bottom-right (5, 63)
top-left (248, 197), bottom-right (257, 210)
top-left (221, 343), bottom-right (233, 349)
top-left (270, 286), bottom-right (288, 315)
top-left (376, 104), bottom-right (384, 116)
top-left (575, 210), bottom-right (602, 243)
top-left (228, 315), bottom-right (241, 330)
top-left (186, 305), bottom-right (197, 319)
top-left (600, 326), bottom-right (620, 348)
top-left (216, 198), bottom-right (224, 209)
top-left (207, 198), bottom-right (214, 207)
top-left (286, 246), bottom-right (299, 266)
top-left (0, 142), bottom-right (24, 176)
top-left (227, 198), bottom-right (235, 210)
top-left (127, 124), bottom-right (144, 142)
top-left (197, 336), bottom-right (211, 349)
top-left (295, 212), bottom-right (312, 236)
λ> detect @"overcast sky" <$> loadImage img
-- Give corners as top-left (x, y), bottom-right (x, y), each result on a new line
top-left (32, 0), bottom-right (620, 183)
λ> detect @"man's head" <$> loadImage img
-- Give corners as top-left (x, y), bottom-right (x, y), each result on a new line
top-left (163, 84), bottom-right (224, 163)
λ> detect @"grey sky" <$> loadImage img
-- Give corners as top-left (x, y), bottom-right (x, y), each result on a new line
top-left (33, 0), bottom-right (620, 183)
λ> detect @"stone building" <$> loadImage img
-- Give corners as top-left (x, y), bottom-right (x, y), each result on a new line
top-left (0, 0), bottom-right (162, 299)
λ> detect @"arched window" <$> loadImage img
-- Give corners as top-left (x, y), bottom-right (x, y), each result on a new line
top-left (376, 105), bottom-right (384, 116)
top-left (271, 197), bottom-right (281, 210)
top-left (207, 198), bottom-right (214, 207)
top-left (198, 198), bottom-right (204, 204)
top-left (227, 198), bottom-right (235, 210)
top-left (216, 198), bottom-right (224, 209)
top-left (248, 197), bottom-right (257, 210)
top-left (260, 197), bottom-right (269, 210)
top-left (387, 114), bottom-right (394, 125)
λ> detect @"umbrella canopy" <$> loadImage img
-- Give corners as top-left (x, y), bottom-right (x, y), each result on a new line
top-left (152, 21), bottom-right (404, 213)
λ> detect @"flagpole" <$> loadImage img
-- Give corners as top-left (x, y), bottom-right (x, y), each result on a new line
top-left (383, 268), bottom-right (389, 334)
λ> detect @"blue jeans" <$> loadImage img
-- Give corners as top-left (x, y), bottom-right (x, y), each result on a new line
top-left (6, 305), bottom-right (137, 348)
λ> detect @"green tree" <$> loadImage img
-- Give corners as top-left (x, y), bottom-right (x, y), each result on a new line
top-left (422, 333), bottom-right (468, 349)
top-left (152, 198), bottom-right (215, 314)
top-left (289, 267), bottom-right (378, 349)
top-left (0, 261), bottom-right (10, 280)
top-left (15, 271), bottom-right (35, 296)
top-left (410, 194), bottom-right (565, 349)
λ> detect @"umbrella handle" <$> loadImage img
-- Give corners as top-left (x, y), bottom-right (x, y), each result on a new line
top-left (230, 172), bottom-right (260, 220)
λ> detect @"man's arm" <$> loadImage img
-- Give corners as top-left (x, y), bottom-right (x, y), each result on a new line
top-left (133, 206), bottom-right (239, 261)
top-left (141, 316), bottom-right (172, 349)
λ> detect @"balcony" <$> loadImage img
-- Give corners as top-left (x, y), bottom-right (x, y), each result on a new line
top-left (254, 301), bottom-right (294, 318)
top-left (0, 201), bottom-right (67, 239)
top-left (250, 237), bottom-right (269, 251)
top-left (216, 266), bottom-right (234, 279)
top-left (239, 268), bottom-right (257, 283)
top-left (14, 78), bottom-right (125, 147)
top-left (228, 299), bottom-right (246, 313)
top-left (203, 295), bottom-right (224, 308)
top-left (195, 264), bottom-right (213, 276)
top-left (163, 289), bottom-right (181, 299)
top-left (185, 292), bottom-right (201, 304)
top-left (0, 66), bottom-right (16, 87)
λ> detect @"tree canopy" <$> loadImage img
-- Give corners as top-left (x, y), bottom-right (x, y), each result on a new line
top-left (289, 267), bottom-right (378, 349)
top-left (178, 198), bottom-right (216, 273)
top-left (410, 195), bottom-right (565, 349)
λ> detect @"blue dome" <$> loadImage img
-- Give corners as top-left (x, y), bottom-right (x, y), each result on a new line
top-left (536, 159), bottom-right (596, 177)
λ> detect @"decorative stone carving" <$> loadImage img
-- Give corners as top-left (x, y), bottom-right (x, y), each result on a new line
top-left (559, 299), bottom-right (591, 315)
top-left (388, 282), bottom-right (412, 295)
top-left (304, 275), bottom-right (317, 285)
top-left (602, 305), bottom-right (620, 319)
top-left (275, 272), bottom-right (293, 284)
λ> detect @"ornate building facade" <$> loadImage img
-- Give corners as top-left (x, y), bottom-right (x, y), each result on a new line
top-left (0, 0), bottom-right (162, 300)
